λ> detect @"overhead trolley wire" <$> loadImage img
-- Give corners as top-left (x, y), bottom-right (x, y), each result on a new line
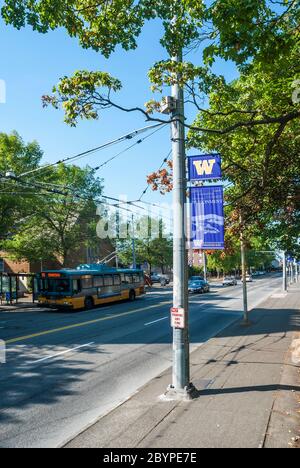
top-left (18, 123), bottom-right (165, 178)
top-left (91, 124), bottom-right (168, 172)
top-left (0, 172), bottom-right (171, 222)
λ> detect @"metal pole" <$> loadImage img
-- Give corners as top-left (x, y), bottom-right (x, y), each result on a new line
top-left (203, 251), bottom-right (207, 282)
top-left (282, 251), bottom-right (287, 292)
top-left (165, 49), bottom-right (192, 399)
top-left (9, 275), bottom-right (13, 305)
top-left (240, 219), bottom-right (249, 323)
top-left (132, 214), bottom-right (136, 269)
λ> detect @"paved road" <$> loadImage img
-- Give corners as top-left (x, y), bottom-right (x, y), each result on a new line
top-left (0, 274), bottom-right (282, 447)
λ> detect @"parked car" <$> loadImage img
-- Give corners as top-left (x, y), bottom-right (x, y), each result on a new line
top-left (242, 274), bottom-right (253, 282)
top-left (189, 275), bottom-right (204, 282)
top-left (222, 276), bottom-right (238, 286)
top-left (150, 273), bottom-right (170, 285)
top-left (150, 273), bottom-right (162, 284)
top-left (188, 279), bottom-right (210, 294)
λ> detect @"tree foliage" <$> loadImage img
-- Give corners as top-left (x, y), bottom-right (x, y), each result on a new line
top-left (2, 1), bottom-right (299, 257)
top-left (0, 133), bottom-right (104, 265)
top-left (0, 132), bottom-right (43, 240)
top-left (117, 216), bottom-right (173, 272)
top-left (2, 1), bottom-right (299, 129)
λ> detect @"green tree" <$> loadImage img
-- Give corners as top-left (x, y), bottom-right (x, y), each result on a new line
top-left (2, 1), bottom-right (299, 261)
top-left (3, 163), bottom-right (104, 266)
top-left (0, 132), bottom-right (43, 241)
top-left (117, 216), bottom-right (173, 272)
top-left (2, 1), bottom-right (298, 132)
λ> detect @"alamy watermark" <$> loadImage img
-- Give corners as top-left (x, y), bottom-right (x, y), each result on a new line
top-left (0, 340), bottom-right (6, 364)
top-left (0, 80), bottom-right (6, 104)
top-left (95, 196), bottom-right (224, 242)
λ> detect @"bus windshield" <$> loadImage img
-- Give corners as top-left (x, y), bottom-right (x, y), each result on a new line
top-left (39, 278), bottom-right (71, 294)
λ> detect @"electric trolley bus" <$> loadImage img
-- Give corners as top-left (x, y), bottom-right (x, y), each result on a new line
top-left (37, 264), bottom-right (145, 311)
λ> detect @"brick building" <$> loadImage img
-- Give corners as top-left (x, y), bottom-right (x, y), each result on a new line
top-left (0, 240), bottom-right (115, 294)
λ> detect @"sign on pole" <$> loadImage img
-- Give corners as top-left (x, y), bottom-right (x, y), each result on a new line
top-left (190, 186), bottom-right (225, 250)
top-left (188, 154), bottom-right (222, 181)
top-left (171, 307), bottom-right (185, 329)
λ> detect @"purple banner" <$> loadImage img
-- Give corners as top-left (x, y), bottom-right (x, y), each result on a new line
top-left (190, 186), bottom-right (225, 250)
top-left (188, 154), bottom-right (222, 181)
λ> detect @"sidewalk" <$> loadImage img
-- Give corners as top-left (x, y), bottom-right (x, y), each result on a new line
top-left (0, 301), bottom-right (37, 312)
top-left (66, 284), bottom-right (300, 449)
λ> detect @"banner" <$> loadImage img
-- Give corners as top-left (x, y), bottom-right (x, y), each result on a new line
top-left (188, 154), bottom-right (222, 181)
top-left (190, 186), bottom-right (225, 250)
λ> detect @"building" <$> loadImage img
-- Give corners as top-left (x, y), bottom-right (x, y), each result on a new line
top-left (0, 240), bottom-right (115, 295)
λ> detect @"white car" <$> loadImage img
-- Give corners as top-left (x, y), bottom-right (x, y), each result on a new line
top-left (222, 276), bottom-right (238, 286)
top-left (242, 275), bottom-right (253, 282)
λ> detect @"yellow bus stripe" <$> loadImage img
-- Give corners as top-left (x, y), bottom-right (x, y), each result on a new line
top-left (5, 300), bottom-right (172, 345)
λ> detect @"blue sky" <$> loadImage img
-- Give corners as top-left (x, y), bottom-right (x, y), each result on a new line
top-left (0, 7), bottom-right (239, 216)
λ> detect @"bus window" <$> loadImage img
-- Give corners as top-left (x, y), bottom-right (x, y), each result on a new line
top-left (124, 275), bottom-right (133, 284)
top-left (39, 278), bottom-right (70, 293)
top-left (82, 277), bottom-right (93, 289)
top-left (104, 275), bottom-right (113, 287)
top-left (133, 275), bottom-right (140, 284)
top-left (94, 276), bottom-right (104, 287)
top-left (113, 275), bottom-right (121, 286)
top-left (72, 279), bottom-right (81, 294)
top-left (57, 280), bottom-right (70, 293)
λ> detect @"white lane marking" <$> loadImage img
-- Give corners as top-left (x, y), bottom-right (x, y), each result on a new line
top-left (29, 342), bottom-right (95, 365)
top-left (145, 317), bottom-right (168, 326)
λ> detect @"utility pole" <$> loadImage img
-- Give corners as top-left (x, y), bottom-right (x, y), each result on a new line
top-left (240, 215), bottom-right (249, 324)
top-left (203, 251), bottom-right (207, 281)
top-left (163, 49), bottom-right (193, 400)
top-left (290, 260), bottom-right (293, 284)
top-left (282, 251), bottom-right (287, 292)
top-left (132, 214), bottom-right (136, 269)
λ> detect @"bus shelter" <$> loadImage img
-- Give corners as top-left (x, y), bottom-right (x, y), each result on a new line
top-left (0, 273), bottom-right (37, 305)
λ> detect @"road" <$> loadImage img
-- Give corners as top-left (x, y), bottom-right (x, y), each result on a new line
top-left (0, 273), bottom-right (282, 447)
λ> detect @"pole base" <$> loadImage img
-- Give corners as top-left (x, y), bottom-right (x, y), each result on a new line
top-left (241, 319), bottom-right (252, 327)
top-left (159, 383), bottom-right (197, 402)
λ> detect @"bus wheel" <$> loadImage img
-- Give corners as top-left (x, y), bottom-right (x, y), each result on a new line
top-left (129, 290), bottom-right (136, 302)
top-left (84, 297), bottom-right (94, 310)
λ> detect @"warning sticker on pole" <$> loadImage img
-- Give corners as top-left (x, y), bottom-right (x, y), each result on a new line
top-left (171, 307), bottom-right (185, 329)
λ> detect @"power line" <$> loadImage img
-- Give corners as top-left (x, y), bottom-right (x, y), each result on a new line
top-left (18, 123), bottom-right (165, 178)
top-left (0, 172), bottom-right (172, 222)
top-left (91, 124), bottom-right (167, 172)
top-left (27, 124), bottom-right (168, 195)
